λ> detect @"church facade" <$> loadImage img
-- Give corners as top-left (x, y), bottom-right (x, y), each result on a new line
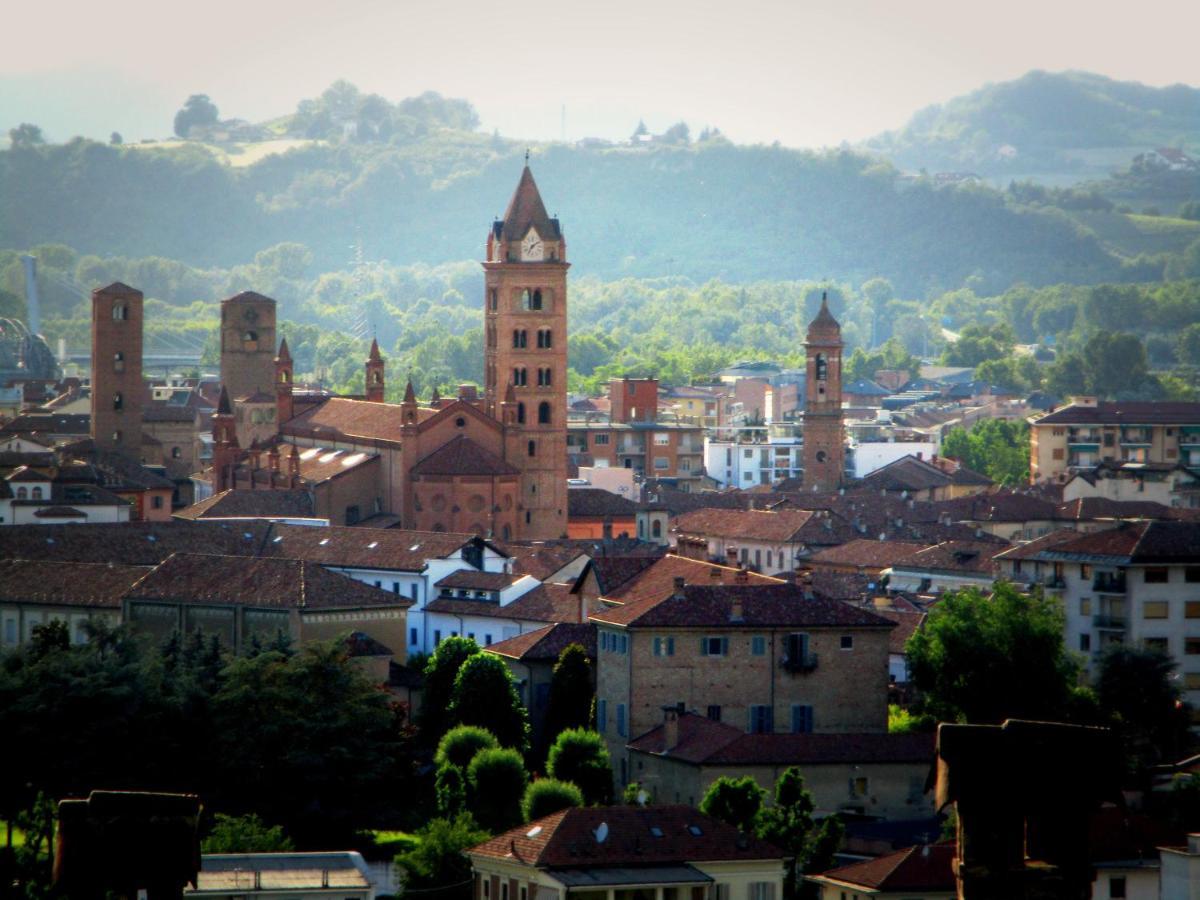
top-left (202, 165), bottom-right (570, 540)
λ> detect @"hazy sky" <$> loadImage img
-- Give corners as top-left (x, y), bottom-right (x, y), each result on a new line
top-left (4, 0), bottom-right (1198, 146)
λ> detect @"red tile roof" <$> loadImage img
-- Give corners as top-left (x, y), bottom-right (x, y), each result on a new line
top-left (889, 541), bottom-right (1006, 575)
top-left (125, 553), bottom-right (411, 610)
top-left (173, 489), bottom-right (314, 521)
top-left (496, 166), bottom-right (561, 243)
top-left (0, 559), bottom-right (147, 608)
top-left (603, 555), bottom-right (783, 606)
top-left (486, 622), bottom-right (596, 661)
top-left (992, 529), bottom-right (1084, 562)
top-left (568, 488), bottom-right (640, 519)
top-left (592, 583), bottom-right (897, 630)
top-left (410, 435), bottom-right (520, 477)
top-left (808, 539), bottom-right (929, 569)
top-left (260, 523), bottom-right (490, 571)
top-left (1034, 401), bottom-right (1200, 426)
top-left (436, 569), bottom-right (525, 591)
top-left (283, 397), bottom-right (432, 444)
top-left (469, 805), bottom-right (782, 867)
top-left (813, 843), bottom-right (955, 892)
top-left (673, 507), bottom-right (819, 543)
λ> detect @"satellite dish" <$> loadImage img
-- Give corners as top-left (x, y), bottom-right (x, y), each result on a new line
top-left (594, 822), bottom-right (609, 844)
top-left (636, 790), bottom-right (649, 807)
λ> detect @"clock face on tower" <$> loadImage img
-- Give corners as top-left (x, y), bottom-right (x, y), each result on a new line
top-left (521, 229), bottom-right (544, 262)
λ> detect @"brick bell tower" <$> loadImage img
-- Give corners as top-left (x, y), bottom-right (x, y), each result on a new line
top-left (90, 282), bottom-right (144, 459)
top-left (802, 293), bottom-right (845, 492)
top-left (365, 338), bottom-right (385, 403)
top-left (484, 163), bottom-right (569, 540)
top-left (220, 291), bottom-right (277, 403)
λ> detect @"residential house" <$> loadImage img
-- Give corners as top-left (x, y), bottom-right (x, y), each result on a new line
top-left (994, 521), bottom-right (1200, 716)
top-left (567, 420), bottom-right (705, 491)
top-left (807, 844), bottom-right (956, 899)
top-left (424, 570), bottom-right (575, 647)
top-left (567, 487), bottom-right (639, 539)
top-left (806, 540), bottom-right (929, 580)
top-left (886, 541), bottom-right (1006, 594)
top-left (663, 384), bottom-right (727, 428)
top-left (591, 581), bottom-right (894, 787)
top-left (672, 507), bottom-right (854, 575)
top-left (1029, 399), bottom-right (1200, 483)
top-left (468, 806), bottom-right (784, 900)
top-left (487, 621), bottom-right (596, 751)
top-left (704, 432), bottom-right (804, 489)
top-left (858, 455), bottom-right (992, 502)
top-left (627, 710), bottom-right (935, 818)
top-left (1064, 460), bottom-right (1200, 509)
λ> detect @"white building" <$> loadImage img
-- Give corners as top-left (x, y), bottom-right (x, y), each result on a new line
top-left (704, 431), bottom-right (803, 489)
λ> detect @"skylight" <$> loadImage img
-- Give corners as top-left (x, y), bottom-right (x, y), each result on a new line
top-left (273, 536), bottom-right (283, 543)
top-left (299, 447), bottom-right (321, 460)
top-left (526, 826), bottom-right (542, 838)
top-left (649, 826), bottom-right (663, 838)
top-left (368, 541), bottom-right (379, 549)
top-left (687, 825), bottom-right (703, 836)
top-left (319, 538), bottom-right (330, 546)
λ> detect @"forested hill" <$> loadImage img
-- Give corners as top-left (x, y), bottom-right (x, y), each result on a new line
top-left (864, 70), bottom-right (1200, 181)
top-left (0, 133), bottom-right (1143, 296)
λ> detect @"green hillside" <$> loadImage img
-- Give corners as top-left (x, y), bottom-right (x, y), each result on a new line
top-left (864, 70), bottom-right (1200, 181)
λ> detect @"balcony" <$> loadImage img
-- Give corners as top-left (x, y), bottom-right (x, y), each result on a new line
top-left (781, 652), bottom-right (818, 674)
top-left (1093, 614), bottom-right (1127, 631)
top-left (617, 445), bottom-right (645, 455)
top-left (1093, 574), bottom-right (1127, 594)
top-left (1042, 575), bottom-right (1066, 590)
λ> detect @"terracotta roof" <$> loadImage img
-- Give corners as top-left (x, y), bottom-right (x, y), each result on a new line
top-left (807, 570), bottom-right (878, 601)
top-left (587, 555), bottom-right (663, 594)
top-left (873, 608), bottom-right (926, 655)
top-left (31, 506), bottom-right (87, 518)
top-left (673, 507), bottom-right (822, 543)
top-left (470, 805), bottom-right (782, 867)
top-left (1034, 401), bottom-right (1200, 426)
top-left (0, 413), bottom-right (91, 436)
top-left (628, 713), bottom-right (935, 767)
top-left (889, 541), bottom-right (1005, 575)
top-left (603, 554), bottom-right (783, 606)
top-left (502, 544), bottom-right (589, 581)
top-left (992, 529), bottom-right (1085, 561)
top-left (495, 166), bottom-right (561, 242)
top-left (932, 491), bottom-right (1058, 523)
top-left (283, 397), bottom-right (427, 444)
top-left (0, 559), bottom-right (147, 607)
top-left (1032, 523), bottom-right (1147, 561)
top-left (0, 521), bottom-right (272, 565)
top-left (410, 435), bottom-right (520, 477)
top-left (125, 553), bottom-right (411, 610)
top-left (436, 569), bottom-right (524, 590)
top-left (1030, 520), bottom-right (1200, 565)
top-left (196, 853), bottom-right (369, 891)
top-left (861, 455), bottom-right (992, 493)
top-left (486, 622), bottom-right (596, 661)
top-left (808, 540), bottom-right (929, 569)
top-left (813, 843), bottom-right (955, 892)
top-left (806, 295), bottom-right (840, 340)
top-left (568, 488), bottom-right (639, 519)
top-left (1056, 497), bottom-right (1176, 522)
top-left (498, 583), bottom-right (587, 622)
top-left (344, 631), bottom-right (394, 657)
top-left (173, 489), bottom-right (314, 521)
top-left (259, 524), bottom-right (490, 571)
top-left (592, 583), bottom-right (897, 629)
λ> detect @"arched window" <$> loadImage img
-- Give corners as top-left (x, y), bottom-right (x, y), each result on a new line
top-left (280, 370), bottom-right (290, 383)
top-left (112, 304), bottom-right (127, 321)
top-left (513, 329), bottom-right (527, 348)
top-left (113, 392), bottom-right (123, 411)
top-left (521, 289), bottom-right (533, 310)
top-left (531, 289), bottom-right (543, 310)
top-left (517, 402), bottom-right (526, 424)
top-left (371, 371), bottom-right (381, 385)
top-left (113, 351), bottom-right (125, 372)
top-left (31, 486), bottom-right (42, 500)
top-left (537, 329), bottom-right (553, 349)
top-left (243, 331), bottom-right (258, 349)
top-left (652, 519), bottom-right (662, 538)
top-left (815, 353), bottom-right (827, 381)
top-left (16, 487), bottom-right (27, 500)
top-left (538, 401), bottom-right (551, 424)
top-left (537, 368), bottom-right (552, 387)
top-left (513, 367), bottom-right (527, 386)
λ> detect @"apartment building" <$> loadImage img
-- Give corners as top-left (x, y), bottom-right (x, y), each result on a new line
top-left (704, 430), bottom-right (803, 489)
top-left (994, 522), bottom-right (1200, 717)
top-left (1029, 399), bottom-right (1200, 483)
top-left (590, 581), bottom-right (894, 787)
top-left (567, 421), bottom-right (705, 490)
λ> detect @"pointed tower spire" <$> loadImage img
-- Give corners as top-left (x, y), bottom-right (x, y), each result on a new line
top-left (431, 385), bottom-right (442, 404)
top-left (498, 165), bottom-right (560, 242)
top-left (365, 338), bottom-right (385, 403)
top-left (275, 337), bottom-right (291, 363)
top-left (275, 339), bottom-right (294, 423)
top-left (403, 379), bottom-right (416, 404)
top-left (217, 385), bottom-right (232, 415)
top-left (368, 337), bottom-right (381, 361)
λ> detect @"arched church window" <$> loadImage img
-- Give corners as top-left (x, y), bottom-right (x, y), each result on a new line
top-left (16, 487), bottom-right (27, 499)
top-left (517, 402), bottom-right (526, 424)
top-left (532, 289), bottom-right (543, 310)
top-left (537, 329), bottom-right (553, 349)
top-left (815, 354), bottom-right (827, 381)
top-left (528, 440), bottom-right (536, 457)
top-left (31, 487), bottom-right (43, 500)
top-left (538, 401), bottom-right (551, 424)
top-left (112, 304), bottom-right (127, 321)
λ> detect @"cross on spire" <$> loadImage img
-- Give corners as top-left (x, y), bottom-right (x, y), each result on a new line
top-left (525, 148), bottom-right (530, 165)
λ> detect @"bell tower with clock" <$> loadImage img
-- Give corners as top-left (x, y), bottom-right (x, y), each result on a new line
top-left (802, 293), bottom-right (845, 492)
top-left (483, 164), bottom-right (569, 539)
top-left (220, 290), bottom-right (277, 404)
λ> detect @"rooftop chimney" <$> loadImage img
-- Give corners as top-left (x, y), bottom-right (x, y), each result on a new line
top-left (662, 705), bottom-right (680, 752)
top-left (726, 547), bottom-right (739, 566)
top-left (735, 566), bottom-right (749, 585)
top-left (672, 575), bottom-right (687, 598)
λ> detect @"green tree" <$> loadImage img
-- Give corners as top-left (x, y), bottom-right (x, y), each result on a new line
top-left (522, 779), bottom-right (584, 821)
top-left (436, 725), bottom-right (500, 770)
top-left (1095, 645), bottom-right (1191, 779)
top-left (542, 644), bottom-right (593, 754)
top-left (1046, 351), bottom-right (1088, 397)
top-left (435, 763), bottom-right (468, 817)
top-left (419, 636), bottom-right (480, 745)
top-left (396, 814), bottom-right (489, 900)
top-left (466, 748), bottom-right (528, 832)
top-left (202, 813), bottom-right (294, 853)
top-left (173, 94), bottom-right (219, 138)
top-left (941, 323), bottom-right (1013, 367)
top-left (109, 131), bottom-right (123, 145)
top-left (757, 768), bottom-right (842, 900)
top-left (906, 582), bottom-right (1081, 724)
top-left (448, 654), bottom-right (529, 751)
top-left (939, 418), bottom-right (1029, 486)
top-left (8, 123), bottom-right (45, 148)
top-left (1084, 331), bottom-right (1149, 398)
top-left (699, 776), bottom-right (764, 834)
top-left (1177, 323), bottom-right (1200, 367)
top-left (546, 729), bottom-right (613, 805)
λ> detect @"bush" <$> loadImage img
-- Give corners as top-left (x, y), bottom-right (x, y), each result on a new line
top-left (396, 814), bottom-right (488, 900)
top-left (201, 813), bottom-right (293, 853)
top-left (448, 654), bottom-right (529, 751)
top-left (466, 748), bottom-right (528, 832)
top-left (436, 725), bottom-right (499, 770)
top-left (521, 779), bottom-right (584, 821)
top-left (699, 776), bottom-right (764, 833)
top-left (546, 728), bottom-right (612, 805)
top-left (435, 763), bottom-right (467, 817)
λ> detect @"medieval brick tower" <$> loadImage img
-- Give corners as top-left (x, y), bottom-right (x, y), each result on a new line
top-left (365, 338), bottom-right (385, 403)
top-left (484, 165), bottom-right (569, 540)
top-left (90, 282), bottom-right (144, 458)
top-left (802, 293), bottom-right (845, 492)
top-left (220, 291), bottom-right (277, 402)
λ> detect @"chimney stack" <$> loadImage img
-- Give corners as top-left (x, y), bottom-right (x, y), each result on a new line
top-left (726, 547), bottom-right (739, 567)
top-left (735, 566), bottom-right (749, 585)
top-left (662, 705), bottom-right (680, 752)
top-left (672, 575), bottom-right (687, 598)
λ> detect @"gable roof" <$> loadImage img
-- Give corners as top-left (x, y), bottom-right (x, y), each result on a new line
top-left (282, 397), bottom-right (426, 444)
top-left (124, 553), bottom-right (411, 610)
top-left (410, 435), bottom-right (520, 477)
top-left (808, 539), bottom-right (929, 569)
top-left (592, 582), bottom-right (897, 630)
top-left (0, 521), bottom-right (272, 566)
top-left (486, 622), bottom-right (596, 662)
top-left (259, 523), bottom-right (491, 570)
top-left (813, 843), bottom-right (955, 892)
top-left (173, 489), bottom-right (314, 521)
top-left (673, 507), bottom-right (822, 543)
top-left (602, 554), bottom-right (783, 606)
top-left (568, 488), bottom-right (639, 518)
top-left (0, 559), bottom-right (147, 608)
top-left (861, 455), bottom-right (991, 492)
top-left (889, 540), bottom-right (1005, 576)
top-left (1034, 401), bottom-right (1200, 426)
top-left (470, 806), bottom-right (782, 868)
